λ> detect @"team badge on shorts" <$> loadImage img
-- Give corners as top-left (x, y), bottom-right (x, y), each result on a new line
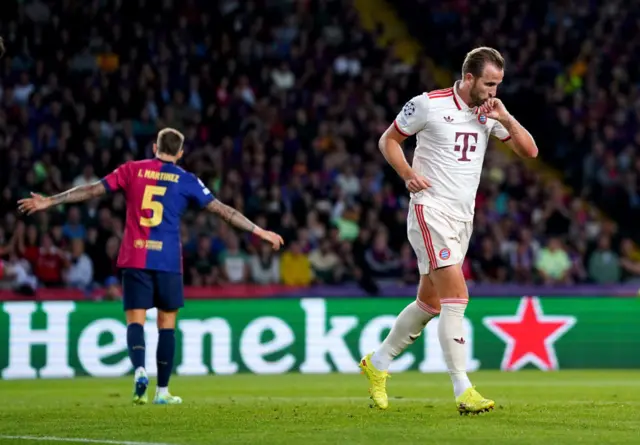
top-left (477, 113), bottom-right (487, 125)
top-left (439, 248), bottom-right (451, 260)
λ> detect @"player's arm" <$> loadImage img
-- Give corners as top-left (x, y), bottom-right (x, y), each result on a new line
top-left (379, 95), bottom-right (431, 193)
top-left (498, 114), bottom-right (538, 158)
top-left (482, 98), bottom-right (538, 158)
top-left (206, 199), bottom-right (258, 232)
top-left (205, 199), bottom-right (284, 250)
top-left (18, 182), bottom-right (106, 215)
top-left (379, 126), bottom-right (413, 180)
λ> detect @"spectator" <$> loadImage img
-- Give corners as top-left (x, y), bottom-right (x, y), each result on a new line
top-left (103, 276), bottom-right (122, 301)
top-left (73, 165), bottom-right (99, 188)
top-left (35, 233), bottom-right (67, 287)
top-left (399, 243), bottom-right (419, 285)
top-left (308, 239), bottom-right (341, 284)
top-left (2, 256), bottom-right (38, 296)
top-left (509, 237), bottom-right (536, 284)
top-left (250, 243), bottom-right (281, 285)
top-left (336, 165), bottom-right (361, 200)
top-left (281, 241), bottom-right (312, 287)
top-left (619, 238), bottom-right (640, 283)
top-left (62, 207), bottom-right (87, 240)
top-left (536, 237), bottom-right (572, 285)
top-left (271, 62), bottom-right (295, 90)
top-left (473, 238), bottom-right (508, 283)
top-left (219, 234), bottom-right (249, 284)
top-left (64, 239), bottom-right (94, 290)
top-left (588, 237), bottom-right (621, 284)
top-left (187, 235), bottom-right (220, 286)
top-left (16, 224), bottom-right (40, 267)
top-left (365, 231), bottom-right (401, 279)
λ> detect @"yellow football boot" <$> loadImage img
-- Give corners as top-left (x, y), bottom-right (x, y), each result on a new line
top-left (359, 352), bottom-right (390, 410)
top-left (456, 386), bottom-right (495, 415)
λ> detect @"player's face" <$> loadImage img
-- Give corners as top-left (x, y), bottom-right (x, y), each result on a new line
top-left (468, 63), bottom-right (504, 107)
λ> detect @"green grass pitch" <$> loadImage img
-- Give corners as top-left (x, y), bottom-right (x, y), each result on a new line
top-left (0, 370), bottom-right (639, 445)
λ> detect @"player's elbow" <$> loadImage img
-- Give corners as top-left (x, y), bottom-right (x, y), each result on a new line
top-left (378, 134), bottom-right (387, 153)
top-left (515, 141), bottom-right (538, 158)
top-left (525, 144), bottom-right (539, 158)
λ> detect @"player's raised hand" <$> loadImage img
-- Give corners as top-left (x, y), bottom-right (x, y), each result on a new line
top-left (405, 170), bottom-right (431, 193)
top-left (17, 193), bottom-right (51, 215)
top-left (256, 228), bottom-right (285, 251)
top-left (478, 98), bottom-right (508, 121)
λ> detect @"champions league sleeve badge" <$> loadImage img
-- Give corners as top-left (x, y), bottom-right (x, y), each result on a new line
top-left (403, 101), bottom-right (416, 117)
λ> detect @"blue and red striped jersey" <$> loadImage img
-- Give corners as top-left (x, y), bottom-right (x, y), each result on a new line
top-left (100, 159), bottom-right (214, 274)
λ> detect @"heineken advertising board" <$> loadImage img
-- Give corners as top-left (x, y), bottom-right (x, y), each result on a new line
top-left (0, 297), bottom-right (638, 379)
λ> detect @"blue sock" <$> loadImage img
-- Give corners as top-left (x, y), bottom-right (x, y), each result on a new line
top-left (157, 329), bottom-right (175, 388)
top-left (127, 323), bottom-right (145, 370)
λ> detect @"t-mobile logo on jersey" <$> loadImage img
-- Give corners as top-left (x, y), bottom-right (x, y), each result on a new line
top-left (453, 132), bottom-right (478, 162)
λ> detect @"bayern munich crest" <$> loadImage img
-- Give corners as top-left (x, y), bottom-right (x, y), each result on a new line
top-left (477, 113), bottom-right (487, 125)
top-left (439, 248), bottom-right (451, 260)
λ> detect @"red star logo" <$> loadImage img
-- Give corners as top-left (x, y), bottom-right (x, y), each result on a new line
top-left (483, 296), bottom-right (576, 371)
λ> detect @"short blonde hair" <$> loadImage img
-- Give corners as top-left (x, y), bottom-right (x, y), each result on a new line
top-left (157, 128), bottom-right (184, 156)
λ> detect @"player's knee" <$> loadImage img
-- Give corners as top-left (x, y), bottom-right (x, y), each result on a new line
top-left (126, 309), bottom-right (147, 325)
top-left (157, 309), bottom-right (178, 329)
top-left (437, 281), bottom-right (469, 301)
top-left (417, 274), bottom-right (440, 311)
top-left (430, 265), bottom-right (469, 300)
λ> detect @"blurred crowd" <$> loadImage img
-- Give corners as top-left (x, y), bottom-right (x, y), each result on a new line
top-left (0, 0), bottom-right (638, 297)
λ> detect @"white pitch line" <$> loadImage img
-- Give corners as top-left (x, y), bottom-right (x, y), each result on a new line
top-left (198, 396), bottom-right (640, 406)
top-left (0, 436), bottom-right (180, 445)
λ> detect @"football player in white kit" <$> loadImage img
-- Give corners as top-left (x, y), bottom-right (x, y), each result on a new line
top-left (359, 47), bottom-right (539, 414)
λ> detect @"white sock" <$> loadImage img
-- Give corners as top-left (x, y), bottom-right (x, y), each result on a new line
top-left (438, 299), bottom-right (472, 398)
top-left (371, 300), bottom-right (440, 371)
top-left (156, 386), bottom-right (169, 396)
top-left (134, 367), bottom-right (147, 380)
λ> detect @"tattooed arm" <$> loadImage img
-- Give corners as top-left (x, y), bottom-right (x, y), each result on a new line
top-left (205, 199), bottom-right (285, 250)
top-left (205, 199), bottom-right (258, 233)
top-left (49, 181), bottom-right (106, 205)
top-left (18, 181), bottom-right (106, 215)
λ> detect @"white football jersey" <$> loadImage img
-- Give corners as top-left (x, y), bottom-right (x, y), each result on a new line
top-left (394, 81), bottom-right (511, 222)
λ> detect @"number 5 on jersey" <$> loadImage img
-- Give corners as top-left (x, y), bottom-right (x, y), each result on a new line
top-left (140, 185), bottom-right (167, 227)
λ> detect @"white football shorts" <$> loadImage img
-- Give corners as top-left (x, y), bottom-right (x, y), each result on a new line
top-left (407, 203), bottom-right (472, 274)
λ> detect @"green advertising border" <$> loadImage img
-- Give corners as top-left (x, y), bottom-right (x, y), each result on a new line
top-left (1, 297), bottom-right (638, 379)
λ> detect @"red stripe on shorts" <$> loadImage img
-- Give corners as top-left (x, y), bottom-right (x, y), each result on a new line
top-left (415, 204), bottom-right (438, 267)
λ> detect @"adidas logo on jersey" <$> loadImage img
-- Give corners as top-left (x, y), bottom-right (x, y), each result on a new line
top-left (444, 116), bottom-right (454, 122)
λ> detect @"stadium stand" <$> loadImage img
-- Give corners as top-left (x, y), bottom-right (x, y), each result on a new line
top-left (0, 0), bottom-right (638, 298)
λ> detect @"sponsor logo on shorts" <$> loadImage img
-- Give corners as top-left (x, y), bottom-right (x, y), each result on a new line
top-left (477, 113), bottom-right (487, 125)
top-left (439, 248), bottom-right (451, 260)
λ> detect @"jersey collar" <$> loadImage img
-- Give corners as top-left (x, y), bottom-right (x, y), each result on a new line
top-left (452, 81), bottom-right (469, 111)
